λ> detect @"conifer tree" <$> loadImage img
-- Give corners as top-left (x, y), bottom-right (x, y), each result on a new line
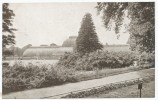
top-left (3, 3), bottom-right (16, 48)
top-left (76, 13), bottom-right (103, 55)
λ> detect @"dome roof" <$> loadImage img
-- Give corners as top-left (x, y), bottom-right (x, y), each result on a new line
top-left (50, 43), bottom-right (57, 47)
top-left (62, 36), bottom-right (77, 47)
top-left (23, 47), bottom-right (73, 57)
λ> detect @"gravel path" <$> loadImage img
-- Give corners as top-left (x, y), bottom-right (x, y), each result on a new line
top-left (3, 68), bottom-right (154, 99)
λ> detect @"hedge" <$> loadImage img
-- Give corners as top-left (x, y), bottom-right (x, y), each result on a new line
top-left (57, 51), bottom-right (136, 71)
top-left (3, 62), bottom-right (76, 94)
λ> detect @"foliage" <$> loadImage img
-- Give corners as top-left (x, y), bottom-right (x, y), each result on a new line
top-left (3, 3), bottom-right (16, 48)
top-left (137, 51), bottom-right (155, 68)
top-left (57, 51), bottom-right (136, 71)
top-left (2, 35), bottom-right (15, 48)
top-left (3, 54), bottom-right (153, 94)
top-left (96, 2), bottom-right (155, 53)
top-left (103, 45), bottom-right (130, 52)
top-left (76, 13), bottom-right (103, 55)
top-left (76, 50), bottom-right (154, 70)
top-left (3, 62), bottom-right (76, 94)
top-left (3, 48), bottom-right (13, 57)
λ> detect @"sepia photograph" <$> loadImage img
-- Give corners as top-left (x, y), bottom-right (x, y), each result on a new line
top-left (2, 1), bottom-right (155, 99)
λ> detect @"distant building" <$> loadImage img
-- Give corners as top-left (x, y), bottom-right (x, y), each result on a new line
top-left (40, 44), bottom-right (48, 46)
top-left (50, 43), bottom-right (57, 47)
top-left (22, 46), bottom-right (73, 59)
top-left (22, 38), bottom-right (131, 60)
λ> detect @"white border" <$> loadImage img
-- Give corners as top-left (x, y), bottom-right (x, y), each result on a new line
top-left (0, 0), bottom-right (157, 100)
top-left (0, 0), bottom-right (156, 3)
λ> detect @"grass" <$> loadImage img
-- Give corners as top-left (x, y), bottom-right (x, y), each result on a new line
top-left (87, 81), bottom-right (155, 98)
top-left (86, 68), bottom-right (155, 98)
top-left (62, 68), bottom-right (154, 98)
top-left (74, 66), bottom-right (148, 81)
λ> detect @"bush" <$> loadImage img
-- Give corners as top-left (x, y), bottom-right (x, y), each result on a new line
top-left (57, 51), bottom-right (136, 71)
top-left (137, 51), bottom-right (155, 68)
top-left (2, 62), bottom-right (76, 94)
top-left (2, 62), bottom-right (9, 66)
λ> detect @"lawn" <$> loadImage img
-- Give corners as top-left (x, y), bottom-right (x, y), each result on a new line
top-left (74, 66), bottom-right (149, 81)
top-left (87, 81), bottom-right (155, 98)
top-left (62, 68), bottom-right (154, 98)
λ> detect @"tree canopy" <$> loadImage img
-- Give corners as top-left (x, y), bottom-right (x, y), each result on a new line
top-left (96, 2), bottom-right (155, 53)
top-left (3, 3), bottom-right (16, 48)
top-left (76, 13), bottom-right (103, 55)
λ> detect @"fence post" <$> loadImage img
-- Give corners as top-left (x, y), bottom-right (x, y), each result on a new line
top-left (138, 82), bottom-right (142, 98)
top-left (140, 88), bottom-right (142, 98)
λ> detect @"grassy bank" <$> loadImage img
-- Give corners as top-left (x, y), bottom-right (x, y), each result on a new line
top-left (61, 68), bottom-right (154, 98)
top-left (74, 66), bottom-right (148, 81)
top-left (88, 81), bottom-right (155, 98)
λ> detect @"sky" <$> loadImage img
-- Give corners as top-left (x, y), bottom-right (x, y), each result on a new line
top-left (9, 3), bottom-right (130, 48)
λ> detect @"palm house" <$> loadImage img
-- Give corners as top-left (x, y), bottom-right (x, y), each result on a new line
top-left (23, 46), bottom-right (73, 59)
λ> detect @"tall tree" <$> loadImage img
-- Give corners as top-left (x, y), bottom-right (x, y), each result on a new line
top-left (76, 13), bottom-right (103, 55)
top-left (96, 2), bottom-right (155, 53)
top-left (3, 3), bottom-right (16, 48)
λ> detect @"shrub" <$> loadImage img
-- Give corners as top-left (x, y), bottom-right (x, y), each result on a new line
top-left (2, 62), bottom-right (76, 94)
top-left (57, 51), bottom-right (136, 71)
top-left (137, 51), bottom-right (155, 68)
top-left (2, 62), bottom-right (9, 66)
